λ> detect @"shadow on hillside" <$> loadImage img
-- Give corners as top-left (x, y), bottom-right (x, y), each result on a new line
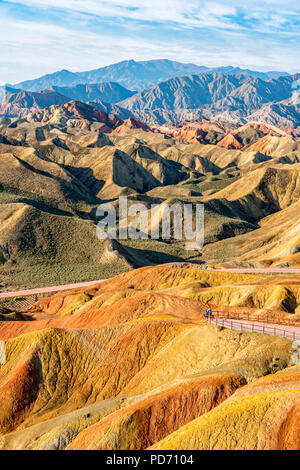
top-left (13, 156), bottom-right (103, 204)
top-left (13, 198), bottom-right (74, 217)
top-left (61, 164), bottom-right (105, 200)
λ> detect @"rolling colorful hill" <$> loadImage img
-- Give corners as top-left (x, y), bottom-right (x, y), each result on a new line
top-left (0, 265), bottom-right (299, 450)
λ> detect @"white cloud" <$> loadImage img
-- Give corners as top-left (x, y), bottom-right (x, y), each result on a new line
top-left (0, 0), bottom-right (299, 83)
top-left (0, 0), bottom-right (247, 29)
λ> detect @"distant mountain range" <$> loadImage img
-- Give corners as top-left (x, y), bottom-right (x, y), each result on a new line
top-left (0, 82), bottom-right (135, 119)
top-left (119, 73), bottom-right (300, 126)
top-left (0, 89), bottom-right (70, 117)
top-left (0, 59), bottom-right (299, 129)
top-left (7, 59), bottom-right (290, 92)
top-left (0, 81), bottom-right (134, 104)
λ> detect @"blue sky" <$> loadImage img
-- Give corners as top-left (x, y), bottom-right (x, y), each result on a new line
top-left (0, 0), bottom-right (299, 84)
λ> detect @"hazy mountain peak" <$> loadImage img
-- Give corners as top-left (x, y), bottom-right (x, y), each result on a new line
top-left (11, 59), bottom-right (290, 92)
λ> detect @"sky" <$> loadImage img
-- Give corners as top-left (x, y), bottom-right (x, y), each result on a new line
top-left (0, 0), bottom-right (299, 84)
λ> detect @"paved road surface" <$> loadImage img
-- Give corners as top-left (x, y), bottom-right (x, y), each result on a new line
top-left (0, 279), bottom-right (104, 299)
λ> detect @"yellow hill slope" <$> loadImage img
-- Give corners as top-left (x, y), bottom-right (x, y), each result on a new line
top-left (151, 370), bottom-right (300, 450)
